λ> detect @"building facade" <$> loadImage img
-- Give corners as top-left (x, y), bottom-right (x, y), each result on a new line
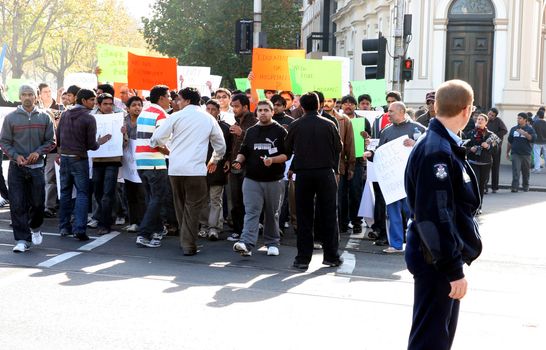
top-left (302, 0), bottom-right (546, 125)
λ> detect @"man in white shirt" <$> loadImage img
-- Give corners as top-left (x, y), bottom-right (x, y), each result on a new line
top-left (150, 87), bottom-right (226, 255)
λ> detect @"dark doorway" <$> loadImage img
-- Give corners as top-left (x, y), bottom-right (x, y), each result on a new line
top-left (446, 0), bottom-right (495, 110)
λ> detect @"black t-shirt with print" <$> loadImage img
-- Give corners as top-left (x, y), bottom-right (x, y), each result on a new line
top-left (239, 121), bottom-right (288, 182)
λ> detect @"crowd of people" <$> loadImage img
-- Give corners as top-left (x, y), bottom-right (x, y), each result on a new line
top-left (0, 78), bottom-right (543, 260)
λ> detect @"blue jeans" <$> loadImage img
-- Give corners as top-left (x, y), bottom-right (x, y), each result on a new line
top-left (8, 162), bottom-right (45, 242)
top-left (92, 165), bottom-right (119, 230)
top-left (386, 198), bottom-right (410, 250)
top-left (138, 169), bottom-right (171, 239)
top-left (59, 156), bottom-right (90, 235)
top-left (338, 159), bottom-right (365, 228)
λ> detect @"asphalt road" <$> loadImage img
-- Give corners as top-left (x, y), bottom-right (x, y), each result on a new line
top-left (0, 190), bottom-right (545, 350)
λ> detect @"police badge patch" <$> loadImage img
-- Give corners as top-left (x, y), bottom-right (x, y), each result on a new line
top-left (434, 163), bottom-right (448, 180)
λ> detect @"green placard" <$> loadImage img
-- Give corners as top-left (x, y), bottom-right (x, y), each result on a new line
top-left (288, 58), bottom-right (342, 98)
top-left (6, 78), bottom-right (27, 101)
top-left (234, 78), bottom-right (250, 91)
top-left (350, 79), bottom-right (387, 107)
top-left (257, 89), bottom-right (265, 100)
top-left (351, 117), bottom-right (367, 157)
top-left (97, 44), bottom-right (146, 83)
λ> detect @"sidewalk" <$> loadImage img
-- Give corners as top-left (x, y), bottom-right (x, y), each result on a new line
top-left (498, 164), bottom-right (546, 191)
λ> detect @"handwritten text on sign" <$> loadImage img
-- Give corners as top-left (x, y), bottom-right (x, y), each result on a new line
top-left (251, 48), bottom-right (305, 91)
top-left (373, 136), bottom-right (413, 205)
top-left (121, 139), bottom-right (141, 183)
top-left (288, 58), bottom-right (342, 98)
top-left (88, 113), bottom-right (125, 158)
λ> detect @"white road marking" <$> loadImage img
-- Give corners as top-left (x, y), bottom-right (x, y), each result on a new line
top-left (37, 252), bottom-right (82, 268)
top-left (0, 228), bottom-right (99, 239)
top-left (77, 232), bottom-right (120, 251)
top-left (34, 232), bottom-right (121, 268)
top-left (337, 250), bottom-right (356, 274)
top-left (81, 259), bottom-right (125, 273)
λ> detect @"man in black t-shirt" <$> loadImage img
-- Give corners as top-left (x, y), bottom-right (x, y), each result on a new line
top-left (231, 100), bottom-right (288, 257)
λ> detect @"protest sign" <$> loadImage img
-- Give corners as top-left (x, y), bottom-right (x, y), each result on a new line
top-left (235, 78), bottom-right (250, 91)
top-left (221, 111), bottom-right (236, 125)
top-left (209, 75), bottom-right (222, 90)
top-left (96, 44), bottom-right (147, 83)
top-left (88, 112), bottom-right (125, 158)
top-left (0, 43), bottom-right (7, 73)
top-left (350, 79), bottom-right (387, 108)
top-left (178, 66), bottom-right (211, 96)
top-left (373, 136), bottom-right (413, 204)
top-left (64, 73), bottom-right (98, 90)
top-left (128, 53), bottom-right (177, 90)
top-left (121, 139), bottom-right (141, 183)
top-left (350, 118), bottom-right (368, 157)
top-left (55, 163), bottom-right (77, 199)
top-left (323, 56), bottom-right (351, 96)
top-left (288, 58), bottom-right (342, 98)
top-left (358, 178), bottom-right (375, 225)
top-left (251, 48), bottom-right (305, 91)
top-left (6, 79), bottom-right (31, 101)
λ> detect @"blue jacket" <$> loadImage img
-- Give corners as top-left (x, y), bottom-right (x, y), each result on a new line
top-left (405, 118), bottom-right (482, 281)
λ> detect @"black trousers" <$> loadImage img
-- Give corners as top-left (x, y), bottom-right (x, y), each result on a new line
top-left (229, 172), bottom-right (245, 234)
top-left (471, 163), bottom-right (491, 204)
top-left (294, 169), bottom-right (340, 263)
top-left (489, 147), bottom-right (501, 191)
top-left (371, 182), bottom-right (387, 239)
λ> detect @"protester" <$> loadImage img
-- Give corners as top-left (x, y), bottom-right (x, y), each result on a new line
top-left (270, 94), bottom-right (294, 128)
top-left (531, 109), bottom-right (546, 173)
top-left (285, 92), bottom-right (343, 270)
top-left (279, 90), bottom-right (295, 116)
top-left (64, 85), bottom-right (81, 106)
top-left (56, 89), bottom-right (111, 241)
top-left (507, 112), bottom-right (537, 192)
top-left (357, 94), bottom-right (372, 111)
top-left (96, 83), bottom-right (125, 111)
top-left (198, 99), bottom-right (232, 241)
top-left (465, 113), bottom-right (500, 210)
top-left (405, 79), bottom-right (483, 350)
top-left (416, 91), bottom-right (436, 127)
top-left (232, 100), bottom-right (288, 257)
top-left (486, 107), bottom-right (508, 193)
top-left (226, 94), bottom-right (257, 242)
top-left (0, 85), bottom-right (55, 252)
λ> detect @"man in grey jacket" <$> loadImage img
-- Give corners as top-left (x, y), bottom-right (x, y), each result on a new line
top-left (0, 85), bottom-right (55, 253)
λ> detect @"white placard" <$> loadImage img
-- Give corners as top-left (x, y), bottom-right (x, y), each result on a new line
top-left (121, 139), bottom-right (141, 183)
top-left (354, 110), bottom-right (383, 129)
top-left (209, 75), bottom-right (222, 90)
top-left (178, 66), bottom-right (212, 97)
top-left (64, 73), bottom-right (98, 90)
top-left (88, 112), bottom-right (124, 158)
top-left (55, 162), bottom-right (77, 199)
top-left (373, 135), bottom-right (413, 205)
top-left (323, 56), bottom-right (351, 96)
top-left (358, 179), bottom-right (375, 225)
top-left (366, 160), bottom-right (377, 182)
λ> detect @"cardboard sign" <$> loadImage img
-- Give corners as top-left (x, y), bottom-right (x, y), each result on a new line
top-left (288, 58), bottom-right (342, 98)
top-left (235, 78), bottom-right (250, 91)
top-left (128, 53), bottom-right (178, 90)
top-left (96, 44), bottom-right (147, 83)
top-left (323, 56), bottom-right (351, 96)
top-left (87, 113), bottom-right (125, 158)
top-left (350, 79), bottom-right (387, 108)
top-left (251, 48), bottom-right (305, 91)
top-left (64, 73), bottom-right (98, 90)
top-left (373, 136), bottom-right (413, 204)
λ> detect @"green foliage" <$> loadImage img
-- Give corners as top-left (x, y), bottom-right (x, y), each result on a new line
top-left (142, 0), bottom-right (302, 88)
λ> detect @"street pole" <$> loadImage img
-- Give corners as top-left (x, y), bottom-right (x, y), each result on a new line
top-left (393, 0), bottom-right (405, 94)
top-left (253, 0), bottom-right (262, 48)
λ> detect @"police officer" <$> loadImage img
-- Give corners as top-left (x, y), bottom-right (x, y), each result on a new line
top-left (404, 79), bottom-right (483, 350)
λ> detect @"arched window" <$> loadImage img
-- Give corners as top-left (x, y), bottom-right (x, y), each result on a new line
top-left (449, 0), bottom-right (495, 18)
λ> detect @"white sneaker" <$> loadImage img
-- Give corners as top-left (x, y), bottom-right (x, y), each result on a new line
top-left (115, 217), bottom-right (126, 225)
top-left (13, 241), bottom-right (29, 253)
top-left (383, 247), bottom-right (404, 254)
top-left (152, 231), bottom-right (167, 240)
top-left (31, 230), bottom-right (43, 245)
top-left (284, 222), bottom-right (289, 229)
top-left (87, 219), bottom-right (98, 228)
top-left (227, 233), bottom-right (240, 242)
top-left (267, 246), bottom-right (279, 256)
top-left (126, 224), bottom-right (138, 232)
top-left (208, 228), bottom-right (219, 241)
top-left (233, 241), bottom-right (251, 256)
top-left (198, 229), bottom-right (208, 238)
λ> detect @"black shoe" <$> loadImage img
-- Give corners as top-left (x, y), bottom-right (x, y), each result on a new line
top-left (75, 233), bottom-right (90, 241)
top-left (511, 189), bottom-right (518, 193)
top-left (352, 225), bottom-right (362, 234)
top-left (339, 225), bottom-right (348, 234)
top-left (97, 227), bottom-right (110, 235)
top-left (322, 257), bottom-right (344, 267)
top-left (60, 229), bottom-right (72, 237)
top-left (523, 188), bottom-right (529, 192)
top-left (183, 249), bottom-right (198, 256)
top-left (292, 261), bottom-right (309, 271)
top-left (44, 209), bottom-right (56, 218)
top-left (373, 239), bottom-right (389, 247)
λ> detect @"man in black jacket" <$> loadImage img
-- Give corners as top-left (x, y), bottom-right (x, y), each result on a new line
top-left (486, 107), bottom-right (507, 192)
top-left (285, 92), bottom-right (343, 270)
top-left (405, 80), bottom-right (482, 350)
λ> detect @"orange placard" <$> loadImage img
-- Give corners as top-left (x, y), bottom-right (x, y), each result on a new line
top-left (127, 53), bottom-right (178, 91)
top-left (251, 48), bottom-right (305, 91)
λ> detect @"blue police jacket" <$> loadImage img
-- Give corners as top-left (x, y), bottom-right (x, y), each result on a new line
top-left (405, 118), bottom-right (482, 282)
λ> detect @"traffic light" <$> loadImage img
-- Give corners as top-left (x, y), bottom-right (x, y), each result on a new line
top-left (402, 58), bottom-right (414, 81)
top-left (361, 33), bottom-right (387, 79)
top-left (235, 19), bottom-right (253, 54)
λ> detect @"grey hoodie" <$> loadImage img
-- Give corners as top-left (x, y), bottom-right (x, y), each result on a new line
top-left (0, 106), bottom-right (55, 165)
